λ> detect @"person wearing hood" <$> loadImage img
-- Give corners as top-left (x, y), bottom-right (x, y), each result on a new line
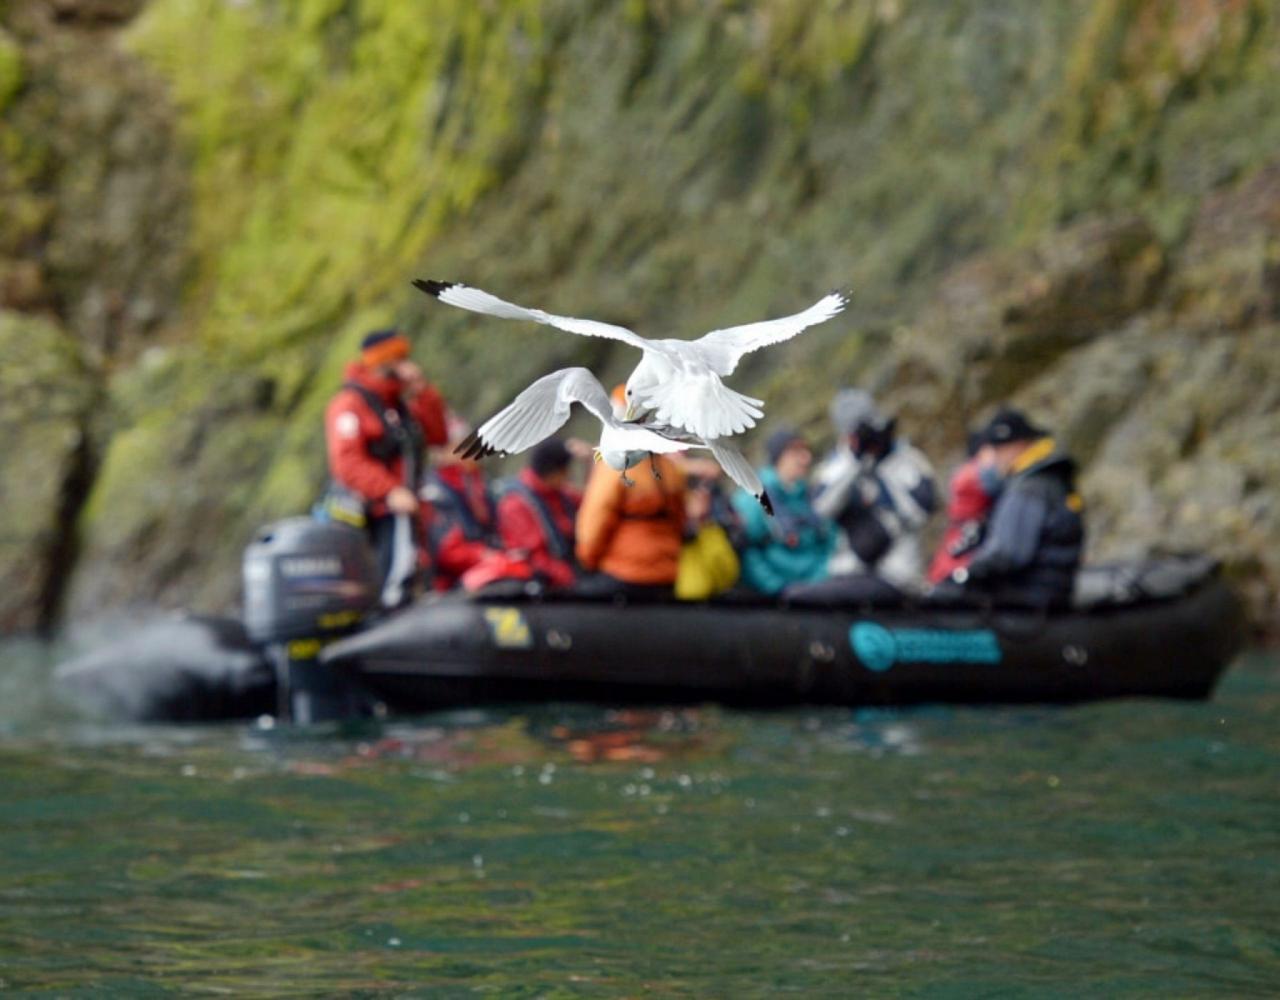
top-left (812, 389), bottom-right (937, 590)
top-left (323, 328), bottom-right (449, 586)
top-left (944, 407), bottom-right (1085, 608)
top-left (732, 427), bottom-right (835, 595)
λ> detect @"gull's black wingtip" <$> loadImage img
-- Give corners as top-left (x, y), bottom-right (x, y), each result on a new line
top-left (760, 492), bottom-right (775, 516)
top-left (412, 278), bottom-right (455, 299)
top-left (455, 429), bottom-right (498, 462)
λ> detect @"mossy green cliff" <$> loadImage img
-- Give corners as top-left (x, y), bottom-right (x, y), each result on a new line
top-left (1, 0), bottom-right (1277, 632)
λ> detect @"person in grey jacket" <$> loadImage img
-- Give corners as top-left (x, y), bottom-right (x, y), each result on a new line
top-left (946, 408), bottom-right (1085, 608)
top-left (813, 389), bottom-right (937, 590)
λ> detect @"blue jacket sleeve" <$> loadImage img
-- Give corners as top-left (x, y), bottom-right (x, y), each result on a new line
top-left (966, 487), bottom-right (1047, 579)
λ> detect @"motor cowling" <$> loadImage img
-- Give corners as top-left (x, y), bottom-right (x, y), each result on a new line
top-left (243, 517), bottom-right (378, 645)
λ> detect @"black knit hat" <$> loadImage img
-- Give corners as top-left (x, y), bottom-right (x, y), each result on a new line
top-left (361, 328), bottom-right (399, 350)
top-left (765, 426), bottom-right (807, 466)
top-left (980, 407), bottom-right (1047, 446)
top-left (359, 328), bottom-right (410, 367)
top-left (530, 437), bottom-right (572, 477)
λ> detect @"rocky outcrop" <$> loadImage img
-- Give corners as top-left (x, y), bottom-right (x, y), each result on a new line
top-left (879, 215), bottom-right (1168, 432)
top-left (1167, 164), bottom-right (1280, 332)
top-left (874, 168), bottom-right (1280, 633)
top-left (0, 0), bottom-right (189, 629)
top-left (1, 0), bottom-right (188, 359)
top-left (0, 312), bottom-right (95, 631)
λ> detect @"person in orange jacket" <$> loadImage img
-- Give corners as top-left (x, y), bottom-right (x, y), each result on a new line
top-left (323, 329), bottom-right (448, 587)
top-left (574, 388), bottom-right (687, 597)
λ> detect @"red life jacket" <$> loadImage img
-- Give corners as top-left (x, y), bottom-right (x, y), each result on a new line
top-left (324, 362), bottom-right (447, 516)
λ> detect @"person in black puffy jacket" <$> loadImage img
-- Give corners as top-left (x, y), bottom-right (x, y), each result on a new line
top-left (946, 407), bottom-right (1085, 609)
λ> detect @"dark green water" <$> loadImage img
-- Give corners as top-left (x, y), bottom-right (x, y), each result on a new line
top-left (1, 645), bottom-right (1278, 997)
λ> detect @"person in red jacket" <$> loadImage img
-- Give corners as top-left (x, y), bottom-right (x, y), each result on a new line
top-left (926, 436), bottom-right (1001, 585)
top-left (323, 329), bottom-right (448, 589)
top-left (497, 438), bottom-right (584, 589)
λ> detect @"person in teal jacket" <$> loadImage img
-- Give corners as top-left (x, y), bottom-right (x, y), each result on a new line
top-left (732, 427), bottom-right (836, 595)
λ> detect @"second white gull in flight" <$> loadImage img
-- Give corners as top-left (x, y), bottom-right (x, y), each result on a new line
top-left (455, 367), bottom-right (773, 513)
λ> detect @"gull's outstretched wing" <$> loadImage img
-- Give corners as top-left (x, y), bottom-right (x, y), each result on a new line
top-left (456, 367), bottom-right (613, 460)
top-left (689, 291), bottom-right (848, 376)
top-left (707, 439), bottom-right (773, 515)
top-left (414, 279), bottom-right (653, 354)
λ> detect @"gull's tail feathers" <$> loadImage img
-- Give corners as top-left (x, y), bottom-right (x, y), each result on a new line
top-left (639, 372), bottom-right (764, 440)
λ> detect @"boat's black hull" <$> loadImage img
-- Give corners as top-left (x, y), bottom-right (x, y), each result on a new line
top-left (56, 558), bottom-right (1246, 722)
top-left (324, 575), bottom-right (1243, 714)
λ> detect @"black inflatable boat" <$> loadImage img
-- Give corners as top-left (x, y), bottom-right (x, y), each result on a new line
top-left (55, 518), bottom-right (1245, 723)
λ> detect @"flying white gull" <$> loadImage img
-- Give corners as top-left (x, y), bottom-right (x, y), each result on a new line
top-left (413, 278), bottom-right (847, 441)
top-left (456, 367), bottom-right (774, 513)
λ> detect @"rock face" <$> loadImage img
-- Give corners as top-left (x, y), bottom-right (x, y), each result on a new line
top-left (0, 312), bottom-right (95, 631)
top-left (881, 215), bottom-right (1168, 423)
top-left (0, 1), bottom-right (187, 356)
top-left (0, 0), bottom-right (189, 628)
top-left (879, 196), bottom-right (1280, 631)
top-left (1, 0), bottom-right (1278, 635)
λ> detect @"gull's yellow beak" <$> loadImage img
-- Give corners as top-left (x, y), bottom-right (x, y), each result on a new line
top-left (623, 403), bottom-right (637, 422)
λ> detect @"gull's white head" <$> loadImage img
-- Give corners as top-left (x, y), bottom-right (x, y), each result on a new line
top-left (622, 357), bottom-right (662, 422)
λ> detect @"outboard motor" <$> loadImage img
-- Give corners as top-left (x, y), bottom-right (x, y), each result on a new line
top-left (243, 517), bottom-right (380, 723)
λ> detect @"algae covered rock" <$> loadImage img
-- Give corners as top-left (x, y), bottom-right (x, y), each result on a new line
top-left (65, 351), bottom-right (284, 620)
top-left (0, 28), bottom-right (22, 113)
top-left (0, 311), bottom-right (94, 632)
top-left (0, 0), bottom-right (191, 629)
top-left (3, 0), bottom-right (1279, 635)
top-left (45, 0), bottom-right (145, 26)
top-left (1, 0), bottom-right (188, 356)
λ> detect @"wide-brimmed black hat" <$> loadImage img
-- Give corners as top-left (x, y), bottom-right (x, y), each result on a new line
top-left (980, 407), bottom-right (1047, 445)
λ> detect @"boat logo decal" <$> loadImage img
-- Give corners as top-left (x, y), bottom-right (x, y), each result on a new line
top-left (850, 622), bottom-right (1002, 672)
top-left (484, 607), bottom-right (533, 649)
top-left (287, 637), bottom-right (323, 660)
